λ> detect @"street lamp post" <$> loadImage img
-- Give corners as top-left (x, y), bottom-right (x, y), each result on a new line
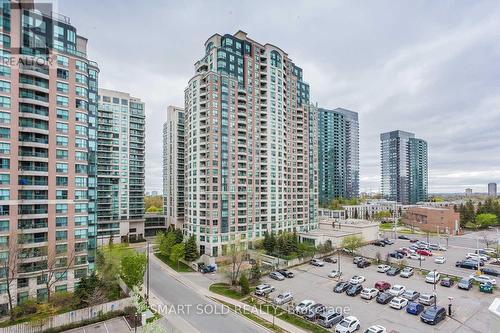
top-left (433, 269), bottom-right (437, 307)
top-left (146, 241), bottom-right (150, 305)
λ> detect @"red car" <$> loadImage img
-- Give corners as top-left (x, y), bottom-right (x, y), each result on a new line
top-left (416, 249), bottom-right (432, 256)
top-left (410, 239), bottom-right (418, 243)
top-left (374, 281), bottom-right (391, 292)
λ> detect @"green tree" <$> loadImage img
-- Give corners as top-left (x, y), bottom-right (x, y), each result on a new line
top-left (476, 213), bottom-right (497, 228)
top-left (250, 260), bottom-right (262, 282)
top-left (75, 271), bottom-right (107, 306)
top-left (239, 274), bottom-right (250, 295)
top-left (174, 229), bottom-right (184, 244)
top-left (159, 232), bottom-right (177, 257)
top-left (120, 252), bottom-right (147, 288)
top-left (373, 211), bottom-right (392, 221)
top-left (341, 235), bottom-right (364, 254)
top-left (184, 235), bottom-right (199, 262)
top-left (170, 243), bottom-right (185, 271)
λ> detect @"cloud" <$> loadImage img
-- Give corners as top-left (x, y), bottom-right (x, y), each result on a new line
top-left (59, 0), bottom-right (500, 194)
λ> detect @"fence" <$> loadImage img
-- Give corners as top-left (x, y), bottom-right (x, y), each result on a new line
top-left (0, 298), bottom-right (132, 333)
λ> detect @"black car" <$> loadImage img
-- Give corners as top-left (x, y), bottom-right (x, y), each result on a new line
top-left (389, 252), bottom-right (404, 259)
top-left (324, 257), bottom-right (338, 264)
top-left (455, 260), bottom-right (482, 269)
top-left (304, 303), bottom-right (326, 321)
top-left (357, 259), bottom-right (371, 268)
top-left (383, 238), bottom-right (395, 245)
top-left (373, 240), bottom-right (386, 247)
top-left (334, 281), bottom-right (351, 293)
top-left (420, 306), bottom-right (446, 325)
top-left (376, 292), bottom-right (395, 304)
top-left (277, 269), bottom-right (294, 278)
top-left (386, 267), bottom-right (401, 276)
top-left (440, 278), bottom-right (454, 287)
top-left (481, 267), bottom-right (500, 277)
top-left (346, 284), bottom-right (363, 296)
top-left (398, 235), bottom-right (410, 240)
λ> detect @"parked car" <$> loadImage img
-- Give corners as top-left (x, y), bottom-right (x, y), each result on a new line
top-left (409, 238), bottom-right (419, 243)
top-left (374, 281), bottom-right (391, 292)
top-left (349, 275), bottom-right (366, 284)
top-left (416, 249), bottom-right (432, 256)
top-left (346, 284), bottom-right (364, 296)
top-left (377, 264), bottom-right (391, 273)
top-left (409, 253), bottom-right (425, 261)
top-left (467, 253), bottom-right (489, 262)
top-left (479, 282), bottom-right (494, 294)
top-left (389, 252), bottom-right (404, 260)
top-left (456, 260), bottom-right (481, 269)
top-left (458, 277), bottom-right (474, 290)
top-left (304, 303), bottom-right (326, 321)
top-left (325, 257), bottom-right (338, 263)
top-left (469, 274), bottom-right (496, 285)
top-left (406, 301), bottom-right (424, 315)
top-left (364, 325), bottom-right (386, 333)
top-left (479, 248), bottom-right (496, 255)
top-left (425, 271), bottom-right (441, 284)
top-left (481, 267), bottom-right (500, 277)
top-left (429, 244), bottom-right (440, 251)
top-left (467, 259), bottom-right (485, 267)
top-left (329, 270), bottom-right (343, 278)
top-left (418, 293), bottom-right (436, 306)
top-left (335, 316), bottom-right (360, 333)
top-left (440, 278), bottom-right (454, 287)
top-left (388, 284), bottom-right (406, 296)
top-left (353, 256), bottom-right (364, 264)
top-left (373, 240), bottom-right (386, 247)
top-left (398, 235), bottom-right (410, 240)
top-left (402, 290), bottom-right (420, 301)
top-left (434, 256), bottom-right (446, 264)
top-left (360, 287), bottom-right (379, 300)
top-left (277, 269), bottom-right (294, 278)
top-left (386, 267), bottom-right (401, 276)
top-left (420, 306), bottom-right (446, 325)
top-left (376, 292), bottom-right (395, 304)
top-left (389, 297), bottom-right (408, 310)
top-left (334, 281), bottom-right (352, 293)
top-left (295, 299), bottom-right (316, 314)
top-left (418, 244), bottom-right (430, 250)
top-left (318, 309), bottom-right (343, 328)
top-left (409, 245), bottom-right (419, 251)
top-left (382, 238), bottom-right (394, 245)
top-left (400, 267), bottom-right (414, 278)
top-left (255, 284), bottom-right (275, 296)
top-left (273, 291), bottom-right (293, 305)
top-left (198, 263), bottom-right (217, 274)
top-left (357, 259), bottom-right (371, 268)
top-left (395, 249), bottom-right (407, 257)
top-left (310, 259), bottom-right (325, 267)
top-left (269, 271), bottom-right (285, 281)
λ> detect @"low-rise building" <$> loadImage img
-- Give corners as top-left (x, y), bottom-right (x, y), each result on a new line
top-left (144, 213), bottom-right (168, 238)
top-left (402, 206), bottom-right (461, 235)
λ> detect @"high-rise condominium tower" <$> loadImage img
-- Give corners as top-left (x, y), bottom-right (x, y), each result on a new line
top-left (0, 0), bottom-right (98, 309)
top-left (380, 130), bottom-right (428, 204)
top-left (97, 89), bottom-right (145, 243)
top-left (184, 31), bottom-right (317, 257)
top-left (318, 107), bottom-right (359, 204)
top-left (488, 183), bottom-right (497, 197)
top-left (163, 106), bottom-right (185, 229)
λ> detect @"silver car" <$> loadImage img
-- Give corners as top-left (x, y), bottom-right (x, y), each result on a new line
top-left (402, 289), bottom-right (420, 301)
top-left (273, 291), bottom-right (293, 305)
top-left (400, 267), bottom-right (414, 278)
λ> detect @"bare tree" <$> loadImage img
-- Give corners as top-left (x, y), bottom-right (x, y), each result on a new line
top-left (226, 240), bottom-right (246, 286)
top-left (481, 232), bottom-right (493, 248)
top-left (40, 247), bottom-right (76, 302)
top-left (1, 234), bottom-right (20, 317)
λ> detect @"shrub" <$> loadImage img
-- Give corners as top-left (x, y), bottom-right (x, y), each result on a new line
top-left (239, 274), bottom-right (250, 295)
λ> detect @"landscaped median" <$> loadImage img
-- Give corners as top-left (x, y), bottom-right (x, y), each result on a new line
top-left (155, 252), bottom-right (194, 272)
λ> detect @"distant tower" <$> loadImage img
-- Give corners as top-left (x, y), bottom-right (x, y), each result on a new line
top-left (465, 188), bottom-right (473, 197)
top-left (488, 183), bottom-right (497, 197)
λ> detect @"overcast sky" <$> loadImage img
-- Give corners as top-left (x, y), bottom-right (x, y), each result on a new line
top-left (58, 0), bottom-right (500, 194)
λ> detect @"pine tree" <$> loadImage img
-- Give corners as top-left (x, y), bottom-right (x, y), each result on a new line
top-left (184, 235), bottom-right (199, 262)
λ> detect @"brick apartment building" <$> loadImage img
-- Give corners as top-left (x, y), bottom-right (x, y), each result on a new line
top-left (402, 206), bottom-right (461, 235)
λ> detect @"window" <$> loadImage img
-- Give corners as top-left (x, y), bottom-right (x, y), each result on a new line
top-left (56, 122), bottom-right (68, 134)
top-left (75, 112), bottom-right (87, 122)
top-left (56, 204), bottom-right (67, 214)
top-left (56, 82), bottom-right (68, 93)
top-left (56, 163), bottom-right (67, 173)
top-left (75, 73), bottom-right (87, 85)
top-left (55, 284), bottom-right (67, 292)
top-left (53, 25), bottom-right (64, 38)
top-left (75, 86), bottom-right (87, 97)
top-left (0, 143), bottom-right (10, 154)
top-left (56, 95), bottom-right (69, 107)
top-left (0, 112), bottom-right (9, 124)
top-left (56, 190), bottom-right (67, 200)
top-left (75, 216), bottom-right (87, 226)
top-left (56, 109), bottom-right (68, 120)
top-left (75, 190), bottom-right (87, 200)
top-left (56, 136), bottom-right (68, 147)
top-left (75, 151), bottom-right (87, 161)
top-left (0, 127), bottom-right (9, 138)
top-left (74, 203), bottom-right (87, 213)
top-left (75, 125), bottom-right (87, 136)
top-left (0, 65), bottom-right (10, 77)
top-left (75, 177), bottom-right (87, 187)
top-left (0, 81), bottom-right (10, 93)
top-left (75, 138), bottom-right (87, 148)
top-left (0, 190), bottom-right (8, 200)
top-left (75, 60), bottom-right (87, 71)
top-left (55, 231), bottom-right (67, 241)
top-left (67, 29), bottom-right (76, 43)
top-left (0, 174), bottom-right (9, 185)
top-left (56, 244), bottom-right (67, 254)
top-left (0, 220), bottom-right (8, 232)
top-left (0, 96), bottom-right (10, 108)
top-left (56, 149), bottom-right (68, 160)
top-left (0, 159), bottom-right (8, 169)
top-left (56, 176), bottom-right (68, 186)
top-left (55, 217), bottom-right (67, 227)
top-left (75, 164), bottom-right (87, 174)
top-left (56, 55), bottom-right (68, 67)
top-left (74, 229), bottom-right (87, 239)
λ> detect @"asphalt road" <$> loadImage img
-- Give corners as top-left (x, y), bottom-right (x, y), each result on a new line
top-left (149, 256), bottom-right (267, 333)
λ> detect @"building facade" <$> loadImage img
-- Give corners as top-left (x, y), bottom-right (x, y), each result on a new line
top-left (318, 107), bottom-right (359, 204)
top-left (97, 89), bottom-right (145, 243)
top-left (184, 31), bottom-right (317, 257)
top-left (402, 206), bottom-right (461, 235)
top-left (0, 0), bottom-right (98, 311)
top-left (380, 130), bottom-right (427, 204)
top-left (488, 183), bottom-right (497, 197)
top-left (163, 106), bottom-right (184, 229)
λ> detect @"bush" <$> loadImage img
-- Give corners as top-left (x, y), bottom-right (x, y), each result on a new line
top-left (49, 292), bottom-right (77, 311)
top-left (11, 299), bottom-right (38, 320)
top-left (239, 274), bottom-right (250, 295)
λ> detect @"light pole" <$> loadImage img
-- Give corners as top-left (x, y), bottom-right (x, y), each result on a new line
top-left (433, 269), bottom-right (437, 307)
top-left (146, 240), bottom-right (150, 305)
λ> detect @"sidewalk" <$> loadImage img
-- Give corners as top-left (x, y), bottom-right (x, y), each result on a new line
top-left (151, 254), bottom-right (309, 333)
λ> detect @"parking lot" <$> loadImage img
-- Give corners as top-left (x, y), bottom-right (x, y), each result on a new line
top-left (259, 254), bottom-right (497, 333)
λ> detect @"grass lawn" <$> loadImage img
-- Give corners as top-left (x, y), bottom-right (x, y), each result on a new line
top-left (244, 298), bottom-right (330, 333)
top-left (209, 283), bottom-right (248, 300)
top-left (216, 299), bottom-right (285, 333)
top-left (155, 253), bottom-right (194, 272)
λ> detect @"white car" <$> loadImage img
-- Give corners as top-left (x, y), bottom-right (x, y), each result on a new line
top-left (254, 284), bottom-right (275, 296)
top-left (295, 299), bottom-right (316, 314)
top-left (434, 256), bottom-right (446, 264)
top-left (400, 267), bottom-right (414, 278)
top-left (483, 248), bottom-right (496, 255)
top-left (310, 259), bottom-right (325, 267)
top-left (377, 264), bottom-right (391, 273)
top-left (467, 253), bottom-right (489, 262)
top-left (360, 288), bottom-right (379, 300)
top-left (273, 291), bottom-right (293, 305)
top-left (335, 316), bottom-right (360, 333)
top-left (408, 253), bottom-right (425, 261)
top-left (469, 274), bottom-right (497, 285)
top-left (389, 297), bottom-right (408, 310)
top-left (388, 284), bottom-right (406, 296)
top-left (328, 270), bottom-right (342, 278)
top-left (364, 325), bottom-right (386, 333)
top-left (425, 271), bottom-right (441, 284)
top-left (349, 275), bottom-right (366, 284)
